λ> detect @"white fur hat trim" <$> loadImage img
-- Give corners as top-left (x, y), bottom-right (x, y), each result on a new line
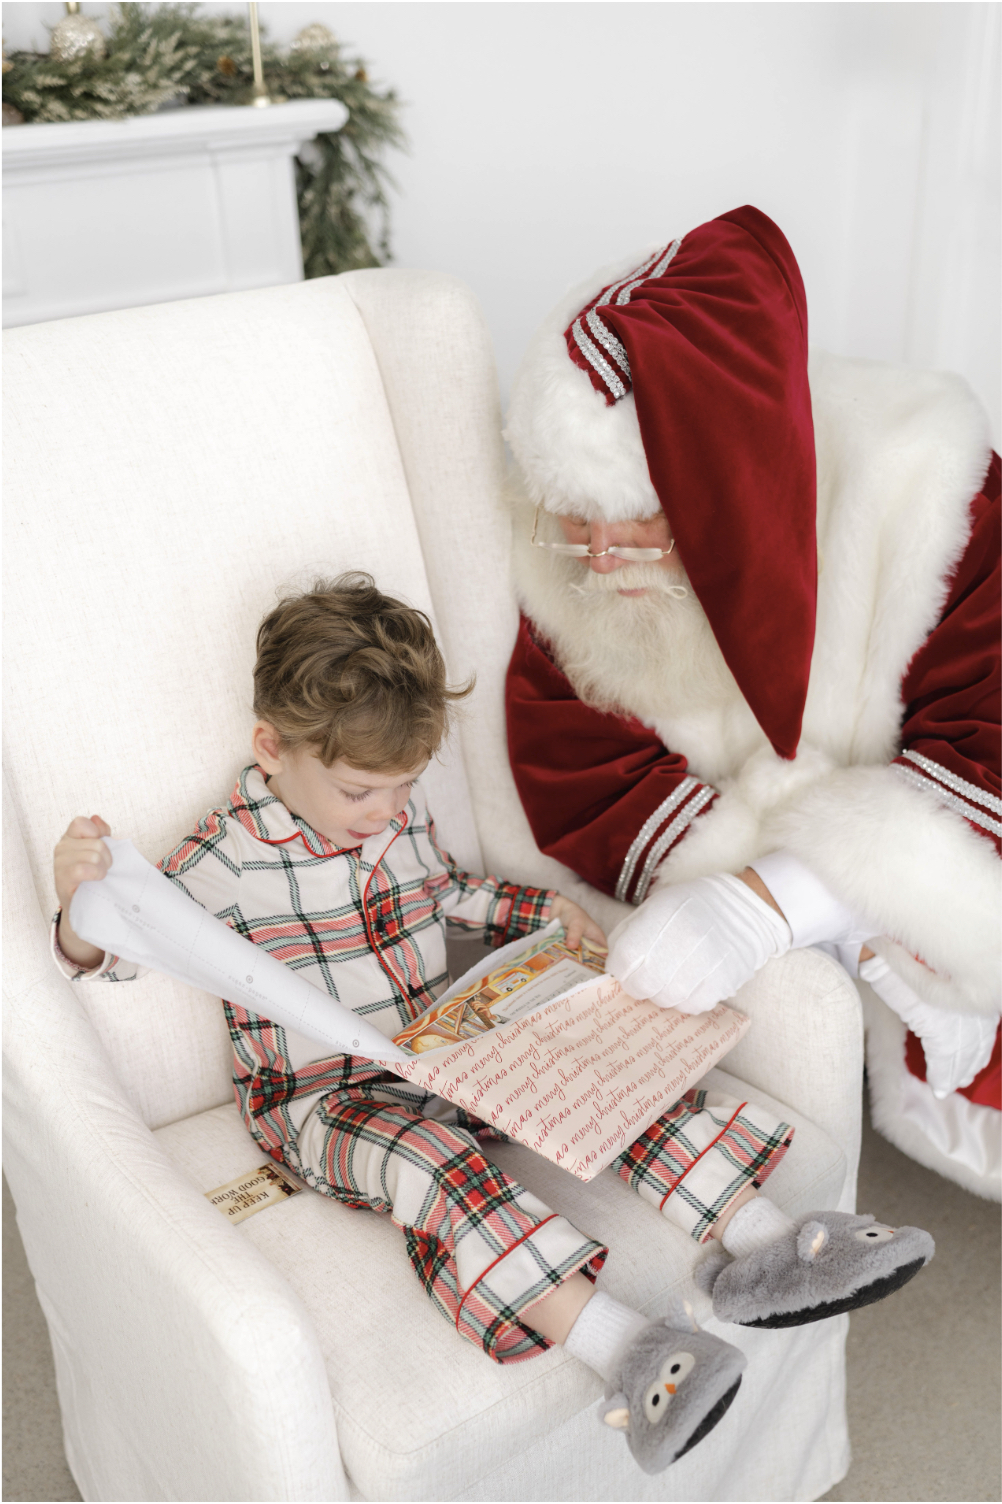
top-left (504, 248), bottom-right (667, 523)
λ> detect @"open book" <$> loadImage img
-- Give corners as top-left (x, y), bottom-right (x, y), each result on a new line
top-left (71, 845), bottom-right (749, 1182)
top-left (389, 920), bottom-right (750, 1180)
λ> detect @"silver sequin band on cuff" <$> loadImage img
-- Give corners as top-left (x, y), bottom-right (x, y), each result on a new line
top-left (893, 764), bottom-right (1002, 839)
top-left (632, 785), bottom-right (717, 905)
top-left (615, 777), bottom-right (700, 903)
top-left (899, 749), bottom-right (1002, 816)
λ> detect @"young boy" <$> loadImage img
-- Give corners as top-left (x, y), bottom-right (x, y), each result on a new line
top-left (52, 573), bottom-right (933, 1474)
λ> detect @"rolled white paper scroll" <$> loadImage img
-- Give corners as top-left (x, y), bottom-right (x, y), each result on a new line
top-left (69, 838), bottom-right (408, 1063)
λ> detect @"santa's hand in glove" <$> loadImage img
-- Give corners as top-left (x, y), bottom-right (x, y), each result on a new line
top-left (606, 849), bottom-right (880, 1015)
top-left (606, 845), bottom-right (872, 1015)
top-left (606, 870), bottom-right (793, 1015)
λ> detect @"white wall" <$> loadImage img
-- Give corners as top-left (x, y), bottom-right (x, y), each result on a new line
top-left (3, 1), bottom-right (999, 441)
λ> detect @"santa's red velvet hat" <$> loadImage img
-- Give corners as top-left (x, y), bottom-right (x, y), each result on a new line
top-left (505, 204), bottom-right (817, 761)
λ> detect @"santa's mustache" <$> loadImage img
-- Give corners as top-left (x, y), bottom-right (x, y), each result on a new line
top-left (566, 562), bottom-right (691, 599)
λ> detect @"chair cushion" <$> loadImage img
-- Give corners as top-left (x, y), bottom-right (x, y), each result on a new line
top-left (154, 1065), bottom-right (844, 1499)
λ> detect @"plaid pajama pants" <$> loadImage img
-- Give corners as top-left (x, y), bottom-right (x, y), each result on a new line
top-left (295, 1080), bottom-right (792, 1365)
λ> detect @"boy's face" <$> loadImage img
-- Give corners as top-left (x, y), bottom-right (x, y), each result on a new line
top-left (252, 723), bottom-right (426, 847)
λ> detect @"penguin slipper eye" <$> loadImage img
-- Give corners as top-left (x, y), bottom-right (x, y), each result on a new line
top-left (643, 1380), bottom-right (672, 1424)
top-left (855, 1225), bottom-right (895, 1243)
top-left (660, 1351), bottom-right (696, 1385)
top-left (643, 1351), bottom-right (695, 1422)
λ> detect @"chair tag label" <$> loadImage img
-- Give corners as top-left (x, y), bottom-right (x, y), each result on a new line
top-left (205, 1163), bottom-right (302, 1224)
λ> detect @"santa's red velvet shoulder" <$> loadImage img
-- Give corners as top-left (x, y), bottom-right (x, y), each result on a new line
top-left (505, 616), bottom-right (718, 903)
top-left (894, 451), bottom-right (1001, 854)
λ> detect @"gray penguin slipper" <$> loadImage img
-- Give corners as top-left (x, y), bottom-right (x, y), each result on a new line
top-left (698, 1210), bottom-right (934, 1328)
top-left (600, 1310), bottom-right (747, 1474)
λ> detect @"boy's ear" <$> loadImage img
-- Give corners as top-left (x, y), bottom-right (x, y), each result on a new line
top-left (251, 720), bottom-right (285, 774)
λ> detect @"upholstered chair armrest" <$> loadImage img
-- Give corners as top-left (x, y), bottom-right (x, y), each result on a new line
top-left (4, 953), bottom-right (347, 1503)
top-left (723, 947), bottom-right (865, 1210)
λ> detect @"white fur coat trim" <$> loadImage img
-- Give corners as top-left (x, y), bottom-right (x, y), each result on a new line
top-left (771, 765), bottom-right (1001, 1017)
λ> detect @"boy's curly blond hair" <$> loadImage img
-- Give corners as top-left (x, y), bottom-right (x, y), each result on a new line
top-left (253, 573), bottom-right (473, 771)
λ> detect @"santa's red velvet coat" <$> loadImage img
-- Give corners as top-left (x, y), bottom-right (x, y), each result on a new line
top-left (503, 209), bottom-right (1001, 1196)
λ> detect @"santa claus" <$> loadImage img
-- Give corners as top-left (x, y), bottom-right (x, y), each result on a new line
top-left (504, 205), bottom-right (1000, 1199)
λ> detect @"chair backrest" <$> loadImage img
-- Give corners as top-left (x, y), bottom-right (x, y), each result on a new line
top-left (5, 268), bottom-right (626, 1129)
top-left (3, 271), bottom-right (506, 1127)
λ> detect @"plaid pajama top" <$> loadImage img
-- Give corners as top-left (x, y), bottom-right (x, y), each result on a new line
top-left (54, 765), bottom-right (553, 1163)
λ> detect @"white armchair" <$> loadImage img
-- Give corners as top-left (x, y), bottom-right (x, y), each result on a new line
top-left (3, 270), bottom-right (864, 1502)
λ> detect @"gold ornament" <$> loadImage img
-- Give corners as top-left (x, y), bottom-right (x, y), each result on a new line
top-left (291, 23), bottom-right (336, 54)
top-left (50, 2), bottom-right (106, 64)
top-left (217, 54), bottom-right (238, 77)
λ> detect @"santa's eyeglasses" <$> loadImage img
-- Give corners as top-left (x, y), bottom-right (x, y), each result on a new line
top-left (530, 504), bottom-right (675, 562)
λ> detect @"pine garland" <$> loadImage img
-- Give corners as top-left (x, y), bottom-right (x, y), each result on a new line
top-left (3, 3), bottom-right (405, 274)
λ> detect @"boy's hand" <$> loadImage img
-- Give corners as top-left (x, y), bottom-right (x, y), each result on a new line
top-left (54, 816), bottom-right (112, 969)
top-left (547, 894), bottom-right (606, 951)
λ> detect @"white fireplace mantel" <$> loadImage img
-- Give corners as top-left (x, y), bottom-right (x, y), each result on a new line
top-left (2, 98), bottom-right (348, 327)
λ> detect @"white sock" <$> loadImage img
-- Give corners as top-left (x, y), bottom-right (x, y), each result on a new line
top-left (720, 1196), bottom-right (796, 1258)
top-left (562, 1290), bottom-right (651, 1381)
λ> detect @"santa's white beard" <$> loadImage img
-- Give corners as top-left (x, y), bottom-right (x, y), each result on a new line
top-left (543, 558), bottom-right (740, 722)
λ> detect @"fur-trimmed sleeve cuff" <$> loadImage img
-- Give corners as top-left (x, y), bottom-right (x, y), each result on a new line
top-left (768, 764), bottom-right (1001, 1016)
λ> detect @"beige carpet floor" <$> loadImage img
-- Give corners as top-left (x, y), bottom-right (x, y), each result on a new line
top-left (4, 1097), bottom-right (1000, 1503)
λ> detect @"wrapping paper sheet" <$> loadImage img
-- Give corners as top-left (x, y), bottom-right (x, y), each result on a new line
top-left (394, 976), bottom-right (750, 1180)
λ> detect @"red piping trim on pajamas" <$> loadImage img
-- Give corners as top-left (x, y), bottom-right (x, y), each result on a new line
top-left (455, 1213), bottom-right (559, 1331)
top-left (361, 818), bottom-right (414, 1003)
top-left (657, 1101), bottom-right (748, 1213)
top-left (250, 830), bottom-right (364, 857)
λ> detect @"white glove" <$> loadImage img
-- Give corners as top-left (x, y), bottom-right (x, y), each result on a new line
top-left (859, 953), bottom-right (999, 1099)
top-left (606, 874), bottom-right (792, 1015)
top-left (749, 850), bottom-right (875, 949)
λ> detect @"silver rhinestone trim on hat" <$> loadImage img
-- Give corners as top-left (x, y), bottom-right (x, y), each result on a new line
top-left (571, 239), bottom-right (682, 402)
top-left (585, 307), bottom-right (630, 377)
top-left (613, 239), bottom-right (681, 306)
top-left (571, 318), bottom-right (627, 400)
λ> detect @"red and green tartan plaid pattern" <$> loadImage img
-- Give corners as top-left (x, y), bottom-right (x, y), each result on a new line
top-left (53, 765), bottom-right (552, 1164)
top-left (612, 1089), bottom-right (794, 1243)
top-left (298, 1087), bottom-right (608, 1363)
